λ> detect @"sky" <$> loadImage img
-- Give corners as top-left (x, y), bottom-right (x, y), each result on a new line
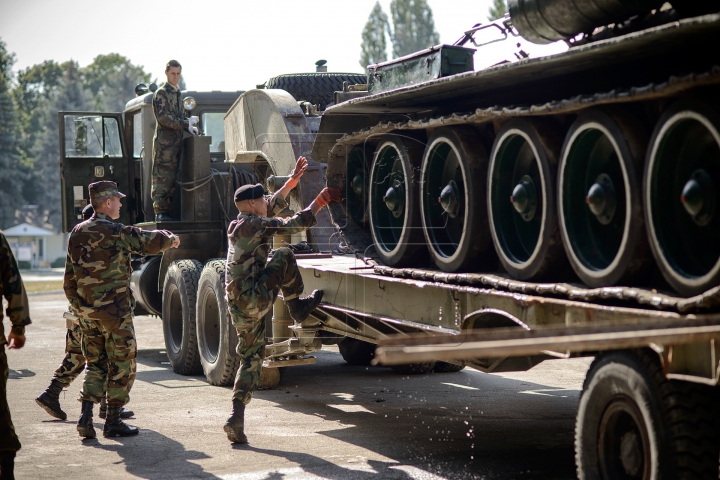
top-left (0, 0), bottom-right (563, 92)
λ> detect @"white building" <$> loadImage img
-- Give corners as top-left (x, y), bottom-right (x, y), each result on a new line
top-left (3, 223), bottom-right (67, 269)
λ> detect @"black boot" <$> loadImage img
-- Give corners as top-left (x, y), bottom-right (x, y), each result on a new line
top-left (99, 396), bottom-right (134, 419)
top-left (35, 379), bottom-right (67, 420)
top-left (0, 451), bottom-right (15, 480)
top-left (223, 399), bottom-right (247, 444)
top-left (286, 290), bottom-right (324, 323)
top-left (103, 405), bottom-right (139, 437)
top-left (77, 400), bottom-right (96, 439)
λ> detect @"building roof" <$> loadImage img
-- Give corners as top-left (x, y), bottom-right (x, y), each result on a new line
top-left (3, 223), bottom-right (55, 237)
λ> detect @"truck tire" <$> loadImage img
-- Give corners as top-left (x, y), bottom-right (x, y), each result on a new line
top-left (433, 361), bottom-right (465, 373)
top-left (390, 361), bottom-right (437, 375)
top-left (196, 260), bottom-right (240, 386)
top-left (265, 73), bottom-right (367, 110)
top-left (575, 349), bottom-right (720, 479)
top-left (162, 259), bottom-right (203, 375)
top-left (338, 337), bottom-right (375, 366)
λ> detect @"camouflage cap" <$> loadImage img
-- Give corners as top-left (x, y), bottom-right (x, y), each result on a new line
top-left (234, 183), bottom-right (265, 202)
top-left (89, 181), bottom-right (126, 200)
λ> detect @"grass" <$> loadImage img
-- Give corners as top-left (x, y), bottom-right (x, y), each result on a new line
top-left (24, 281), bottom-right (63, 293)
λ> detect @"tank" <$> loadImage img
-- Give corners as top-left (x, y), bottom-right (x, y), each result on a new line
top-left (312, 1), bottom-right (720, 297)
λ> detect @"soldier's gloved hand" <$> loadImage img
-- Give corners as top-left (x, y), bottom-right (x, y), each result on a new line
top-left (314, 187), bottom-right (342, 208)
top-left (188, 116), bottom-right (199, 126)
top-left (189, 125), bottom-right (199, 136)
top-left (284, 156), bottom-right (308, 190)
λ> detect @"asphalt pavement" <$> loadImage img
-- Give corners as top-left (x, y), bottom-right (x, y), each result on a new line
top-left (6, 293), bottom-right (592, 479)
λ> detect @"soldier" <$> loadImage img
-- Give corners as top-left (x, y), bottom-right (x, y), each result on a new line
top-left (0, 229), bottom-right (31, 479)
top-left (223, 155), bottom-right (341, 444)
top-left (35, 205), bottom-right (133, 422)
top-left (65, 181), bottom-right (180, 439)
top-left (151, 59), bottom-right (199, 222)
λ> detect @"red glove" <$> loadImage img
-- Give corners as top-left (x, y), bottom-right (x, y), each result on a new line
top-left (314, 187), bottom-right (342, 208)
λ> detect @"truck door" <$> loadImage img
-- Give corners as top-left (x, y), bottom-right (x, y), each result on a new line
top-left (59, 112), bottom-right (136, 232)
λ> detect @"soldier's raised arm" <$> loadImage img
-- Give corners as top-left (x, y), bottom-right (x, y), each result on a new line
top-left (116, 225), bottom-right (179, 255)
top-left (0, 231), bottom-right (31, 348)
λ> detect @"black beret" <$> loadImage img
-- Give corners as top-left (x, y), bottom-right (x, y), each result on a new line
top-left (234, 183), bottom-right (265, 202)
top-left (81, 203), bottom-right (94, 219)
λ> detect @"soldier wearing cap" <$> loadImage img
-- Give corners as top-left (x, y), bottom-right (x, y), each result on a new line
top-left (223, 155), bottom-right (342, 444)
top-left (151, 59), bottom-right (199, 222)
top-left (35, 204), bottom-right (133, 423)
top-left (64, 181), bottom-right (180, 439)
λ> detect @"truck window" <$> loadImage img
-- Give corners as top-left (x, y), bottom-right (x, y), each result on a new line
top-left (64, 115), bottom-right (123, 158)
top-left (202, 112), bottom-right (225, 153)
top-left (132, 111), bottom-right (143, 158)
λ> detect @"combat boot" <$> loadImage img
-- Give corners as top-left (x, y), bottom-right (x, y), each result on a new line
top-left (223, 399), bottom-right (247, 444)
top-left (286, 290), bottom-right (324, 323)
top-left (99, 396), bottom-right (134, 419)
top-left (35, 379), bottom-right (67, 420)
top-left (77, 400), bottom-right (96, 439)
top-left (103, 405), bottom-right (139, 437)
top-left (0, 451), bottom-right (15, 480)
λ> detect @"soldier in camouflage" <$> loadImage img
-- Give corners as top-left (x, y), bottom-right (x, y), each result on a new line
top-left (64, 181), bottom-right (180, 439)
top-left (35, 204), bottom-right (133, 422)
top-left (223, 156), bottom-right (342, 444)
top-left (0, 229), bottom-right (31, 479)
top-left (150, 59), bottom-right (199, 222)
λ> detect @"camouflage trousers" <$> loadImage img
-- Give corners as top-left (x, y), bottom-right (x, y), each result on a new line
top-left (0, 346), bottom-right (21, 452)
top-left (231, 248), bottom-right (304, 404)
top-left (151, 132), bottom-right (183, 215)
top-left (52, 323), bottom-right (85, 387)
top-left (78, 315), bottom-right (137, 406)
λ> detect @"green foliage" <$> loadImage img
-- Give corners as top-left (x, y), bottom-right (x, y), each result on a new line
top-left (488, 0), bottom-right (507, 21)
top-left (0, 40), bottom-right (26, 230)
top-left (51, 256), bottom-right (66, 268)
top-left (360, 1), bottom-right (390, 68)
top-left (390, 0), bottom-right (440, 57)
top-left (82, 53), bottom-right (151, 111)
top-left (17, 260), bottom-right (31, 270)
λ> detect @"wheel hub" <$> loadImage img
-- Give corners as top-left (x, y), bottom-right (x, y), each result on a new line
top-left (438, 180), bottom-right (460, 218)
top-left (680, 169), bottom-right (715, 226)
top-left (619, 430), bottom-right (643, 476)
top-left (351, 174), bottom-right (364, 196)
top-left (585, 173), bottom-right (617, 225)
top-left (383, 180), bottom-right (405, 218)
top-left (510, 175), bottom-right (537, 222)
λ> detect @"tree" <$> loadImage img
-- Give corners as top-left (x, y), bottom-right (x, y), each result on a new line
top-left (82, 53), bottom-right (151, 111)
top-left (0, 40), bottom-right (26, 229)
top-left (390, 0), bottom-right (440, 58)
top-left (360, 1), bottom-right (390, 68)
top-left (488, 0), bottom-right (507, 21)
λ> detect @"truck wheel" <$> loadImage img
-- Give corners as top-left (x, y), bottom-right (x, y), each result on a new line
top-left (196, 260), bottom-right (240, 386)
top-left (265, 72), bottom-right (367, 111)
top-left (433, 361), bottom-right (465, 373)
top-left (338, 338), bottom-right (376, 366)
top-left (162, 259), bottom-right (203, 375)
top-left (390, 361), bottom-right (436, 375)
top-left (575, 349), bottom-right (720, 479)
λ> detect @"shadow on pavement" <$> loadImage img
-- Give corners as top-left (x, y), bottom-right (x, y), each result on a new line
top-left (87, 428), bottom-right (220, 480)
top-left (9, 368), bottom-right (36, 379)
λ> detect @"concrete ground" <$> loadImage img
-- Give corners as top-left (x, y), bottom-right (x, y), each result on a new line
top-left (6, 293), bottom-right (592, 479)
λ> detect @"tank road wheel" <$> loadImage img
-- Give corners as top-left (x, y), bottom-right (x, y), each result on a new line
top-left (432, 361), bottom-right (465, 373)
top-left (575, 349), bottom-right (720, 479)
top-left (346, 146), bottom-right (371, 224)
top-left (369, 136), bottom-right (425, 266)
top-left (558, 110), bottom-right (649, 287)
top-left (488, 119), bottom-right (565, 280)
top-left (196, 260), bottom-right (240, 386)
top-left (420, 127), bottom-right (490, 272)
top-left (338, 337), bottom-right (376, 366)
top-left (645, 103), bottom-right (720, 296)
top-left (162, 259), bottom-right (203, 375)
top-left (390, 361), bottom-right (436, 375)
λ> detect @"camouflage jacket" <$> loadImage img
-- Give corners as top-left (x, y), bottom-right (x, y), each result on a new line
top-left (0, 231), bottom-right (31, 346)
top-left (225, 193), bottom-right (316, 315)
top-left (64, 213), bottom-right (177, 321)
top-left (152, 82), bottom-right (188, 146)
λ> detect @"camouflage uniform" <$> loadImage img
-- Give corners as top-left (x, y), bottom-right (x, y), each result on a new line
top-left (0, 230), bottom-right (31, 455)
top-left (225, 193), bottom-right (316, 404)
top-left (51, 322), bottom-right (85, 387)
top-left (151, 82), bottom-right (189, 216)
top-left (64, 187), bottom-right (177, 407)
